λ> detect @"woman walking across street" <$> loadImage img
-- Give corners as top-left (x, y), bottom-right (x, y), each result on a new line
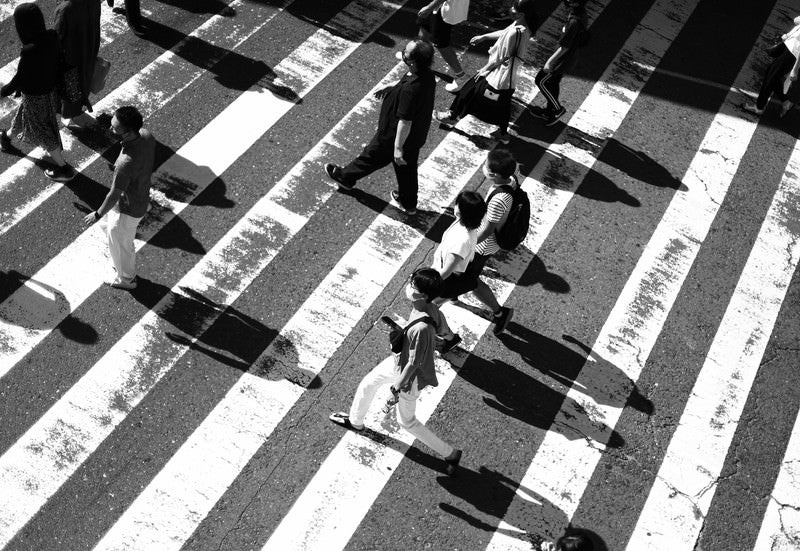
top-left (0, 3), bottom-right (76, 182)
top-left (54, 0), bottom-right (102, 129)
top-left (744, 15), bottom-right (800, 117)
top-left (434, 0), bottom-right (535, 142)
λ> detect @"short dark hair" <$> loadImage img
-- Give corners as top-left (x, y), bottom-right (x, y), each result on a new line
top-left (411, 267), bottom-right (441, 302)
top-left (487, 148), bottom-right (517, 178)
top-left (456, 191), bottom-right (487, 230)
top-left (514, 0), bottom-right (537, 29)
top-left (114, 106), bottom-right (144, 132)
top-left (556, 534), bottom-right (594, 551)
top-left (408, 39), bottom-right (434, 69)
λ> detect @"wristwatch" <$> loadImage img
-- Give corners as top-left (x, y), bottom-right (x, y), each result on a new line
top-left (93, 211), bottom-right (101, 221)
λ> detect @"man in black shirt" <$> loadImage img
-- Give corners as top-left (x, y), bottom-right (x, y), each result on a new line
top-left (325, 40), bottom-right (436, 215)
top-left (532, 0), bottom-right (587, 126)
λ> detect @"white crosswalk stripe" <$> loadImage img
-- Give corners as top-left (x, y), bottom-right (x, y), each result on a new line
top-left (0, 0), bottom-right (799, 550)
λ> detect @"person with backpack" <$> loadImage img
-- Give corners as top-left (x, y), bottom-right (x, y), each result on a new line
top-left (434, 0), bottom-right (536, 143)
top-left (531, 0), bottom-right (588, 126)
top-left (450, 148), bottom-right (529, 334)
top-left (329, 268), bottom-right (463, 476)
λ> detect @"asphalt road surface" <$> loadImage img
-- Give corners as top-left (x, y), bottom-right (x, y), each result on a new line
top-left (0, 0), bottom-right (799, 550)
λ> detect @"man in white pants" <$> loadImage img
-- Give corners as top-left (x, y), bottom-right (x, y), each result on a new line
top-left (330, 267), bottom-right (463, 476)
top-left (83, 106), bottom-right (155, 290)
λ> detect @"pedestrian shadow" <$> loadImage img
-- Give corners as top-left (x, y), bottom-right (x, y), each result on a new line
top-left (337, 186), bottom-right (439, 234)
top-left (155, 0), bottom-right (236, 16)
top-left (436, 466), bottom-right (569, 547)
top-left (459, 350), bottom-right (625, 449)
top-left (0, 270), bottom-right (98, 344)
top-left (482, 249), bottom-right (570, 293)
top-left (600, 138), bottom-right (687, 191)
top-left (497, 324), bottom-right (654, 417)
top-left (138, 18), bottom-right (301, 102)
top-left (130, 279), bottom-right (319, 387)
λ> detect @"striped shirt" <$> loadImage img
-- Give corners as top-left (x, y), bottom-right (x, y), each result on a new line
top-left (476, 184), bottom-right (515, 256)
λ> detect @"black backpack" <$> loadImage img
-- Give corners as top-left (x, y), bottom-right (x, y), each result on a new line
top-left (486, 178), bottom-right (530, 251)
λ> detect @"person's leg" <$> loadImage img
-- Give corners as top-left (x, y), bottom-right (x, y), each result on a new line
top-left (46, 146), bottom-right (68, 167)
top-left (339, 139), bottom-right (393, 185)
top-left (438, 45), bottom-right (464, 77)
top-left (124, 0), bottom-right (145, 32)
top-left (471, 278), bottom-right (502, 313)
top-left (108, 212), bottom-right (141, 283)
top-left (756, 50), bottom-right (795, 109)
top-left (396, 383), bottom-right (454, 458)
top-left (538, 71), bottom-right (563, 113)
top-left (393, 148), bottom-right (420, 211)
top-left (348, 356), bottom-right (397, 427)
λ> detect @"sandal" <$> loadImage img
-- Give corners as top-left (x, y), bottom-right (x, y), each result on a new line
top-left (329, 411), bottom-right (364, 432)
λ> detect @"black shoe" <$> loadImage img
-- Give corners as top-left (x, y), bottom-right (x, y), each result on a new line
top-left (329, 412), bottom-right (364, 432)
top-left (325, 163), bottom-right (355, 191)
top-left (492, 307), bottom-right (514, 335)
top-left (130, 24), bottom-right (148, 37)
top-left (543, 106), bottom-right (566, 126)
top-left (0, 131), bottom-right (11, 152)
top-left (438, 334), bottom-right (462, 354)
top-left (44, 164), bottom-right (77, 182)
top-left (388, 190), bottom-right (417, 215)
top-left (444, 449), bottom-right (462, 476)
top-left (527, 105), bottom-right (549, 119)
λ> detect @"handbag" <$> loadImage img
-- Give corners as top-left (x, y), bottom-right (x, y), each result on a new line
top-left (765, 38), bottom-right (784, 57)
top-left (90, 57), bottom-right (111, 94)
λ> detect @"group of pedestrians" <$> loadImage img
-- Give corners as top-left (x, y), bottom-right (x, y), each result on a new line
top-left (326, 0), bottom-right (585, 475)
top-left (1, 2), bottom-right (155, 291)
top-left (0, 0), bottom-right (146, 182)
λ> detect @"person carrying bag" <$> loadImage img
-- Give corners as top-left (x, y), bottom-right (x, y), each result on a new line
top-left (434, 0), bottom-right (536, 142)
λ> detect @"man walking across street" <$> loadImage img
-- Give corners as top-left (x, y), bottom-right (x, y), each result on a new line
top-left (325, 40), bottom-right (436, 215)
top-left (532, 0), bottom-right (587, 125)
top-left (329, 268), bottom-right (463, 476)
top-left (83, 106), bottom-right (155, 290)
top-left (416, 0), bottom-right (470, 92)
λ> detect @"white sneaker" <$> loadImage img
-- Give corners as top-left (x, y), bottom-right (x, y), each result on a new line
top-left (445, 76), bottom-right (466, 93)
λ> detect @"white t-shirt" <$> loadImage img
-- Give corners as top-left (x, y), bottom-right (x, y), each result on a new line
top-left (784, 24), bottom-right (800, 58)
top-left (486, 24), bottom-right (529, 90)
top-left (440, 0), bottom-right (469, 25)
top-left (434, 220), bottom-right (476, 275)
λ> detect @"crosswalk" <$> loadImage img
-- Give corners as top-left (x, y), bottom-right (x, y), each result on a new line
top-left (0, 0), bottom-right (798, 549)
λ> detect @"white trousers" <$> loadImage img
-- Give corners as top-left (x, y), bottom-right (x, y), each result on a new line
top-left (349, 356), bottom-right (454, 458)
top-left (105, 209), bottom-right (142, 283)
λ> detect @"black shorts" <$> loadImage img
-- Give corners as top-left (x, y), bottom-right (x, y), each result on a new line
top-left (417, 10), bottom-right (452, 48)
top-left (437, 254), bottom-right (492, 299)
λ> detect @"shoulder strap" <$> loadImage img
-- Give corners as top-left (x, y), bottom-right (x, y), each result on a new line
top-left (486, 183), bottom-right (517, 205)
top-left (507, 28), bottom-right (523, 88)
top-left (403, 315), bottom-right (434, 334)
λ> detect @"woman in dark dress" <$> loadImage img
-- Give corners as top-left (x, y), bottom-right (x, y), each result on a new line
top-left (54, 0), bottom-right (102, 128)
top-left (0, 3), bottom-right (76, 182)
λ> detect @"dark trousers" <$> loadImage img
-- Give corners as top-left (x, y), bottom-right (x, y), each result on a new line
top-left (756, 45), bottom-right (796, 109)
top-left (124, 0), bottom-right (143, 28)
top-left (340, 137), bottom-right (421, 210)
top-left (535, 70), bottom-right (563, 112)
